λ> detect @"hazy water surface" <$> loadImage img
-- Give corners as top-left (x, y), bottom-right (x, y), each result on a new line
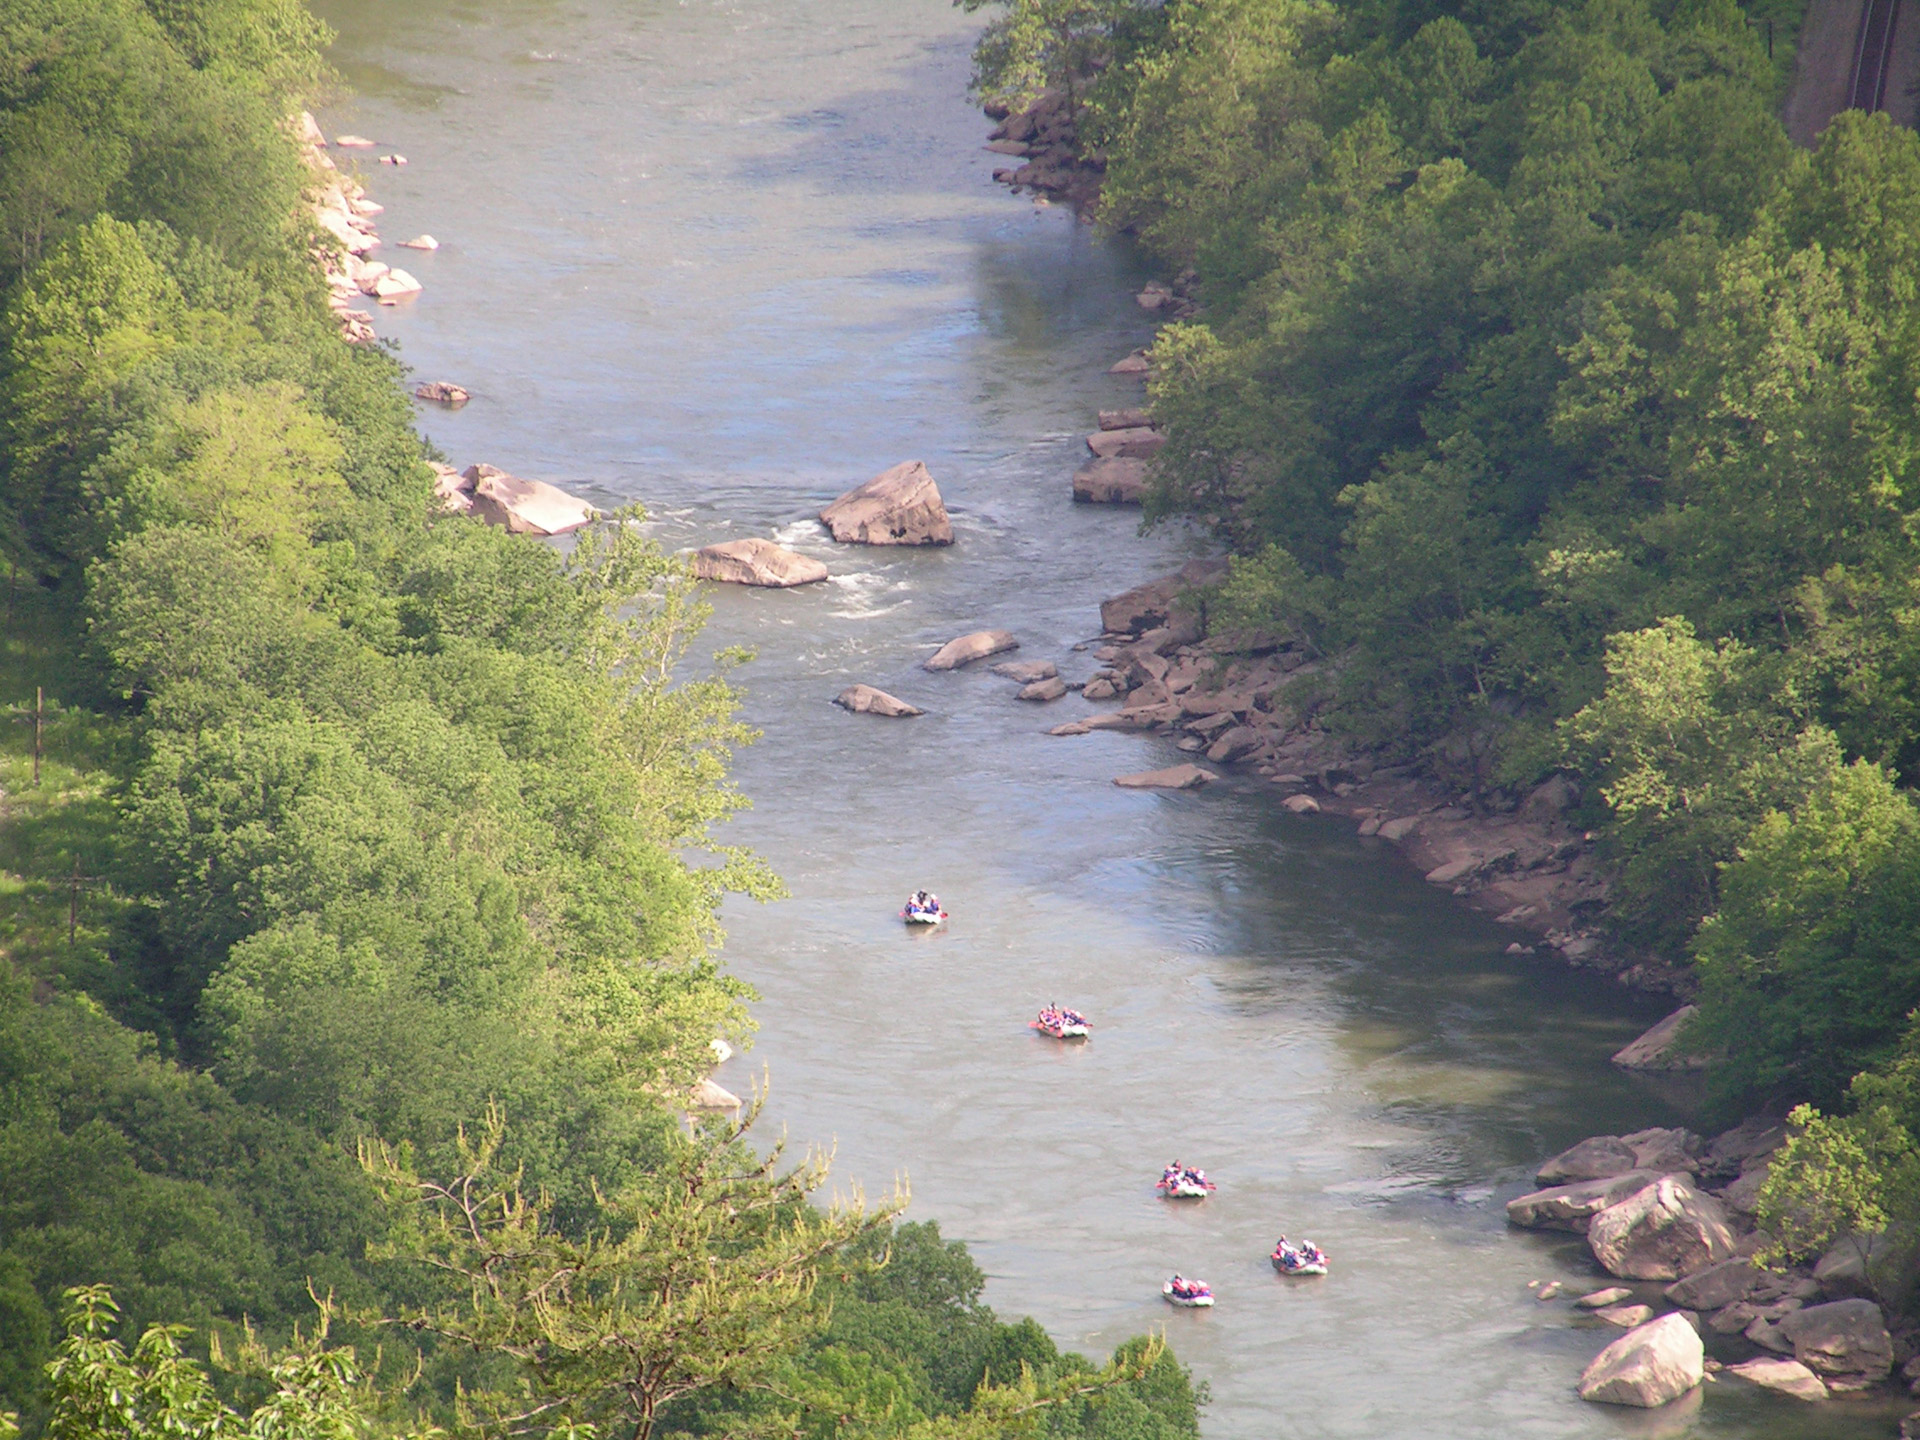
top-left (311, 3), bottom-right (1897, 1434)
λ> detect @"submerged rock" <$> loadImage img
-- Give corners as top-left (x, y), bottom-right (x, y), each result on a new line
top-left (991, 660), bottom-right (1058, 683)
top-left (1017, 676), bottom-right (1068, 702)
top-left (691, 538), bottom-right (829, 588)
top-left (820, 460), bottom-right (954, 545)
top-left (834, 684), bottom-right (922, 718)
top-left (1576, 1287), bottom-right (1635, 1310)
top-left (1577, 1313), bottom-right (1704, 1408)
top-left (925, 630), bottom-right (1018, 671)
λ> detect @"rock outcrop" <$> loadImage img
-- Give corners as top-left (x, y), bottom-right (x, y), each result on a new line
top-left (1613, 1006), bottom-right (1705, 1070)
top-left (1587, 1176), bottom-right (1738, 1280)
top-left (820, 461), bottom-right (953, 545)
top-left (834, 684), bottom-right (922, 718)
top-left (691, 538), bottom-right (829, 587)
top-left (925, 630), bottom-right (1018, 671)
top-left (1114, 764), bottom-right (1216, 790)
top-left (1018, 677), bottom-right (1067, 701)
top-left (1577, 1314), bottom-right (1704, 1408)
top-left (463, 464), bottom-right (598, 537)
top-left (1100, 559), bottom-right (1229, 636)
top-left (415, 381), bottom-right (469, 405)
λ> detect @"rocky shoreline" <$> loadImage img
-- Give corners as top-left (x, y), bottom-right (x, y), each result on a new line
top-left (1506, 1119), bottom-right (1920, 1418)
top-left (976, 87), bottom-right (1687, 1005)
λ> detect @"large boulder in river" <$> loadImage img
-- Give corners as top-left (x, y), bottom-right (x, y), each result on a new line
top-left (925, 630), bottom-right (1018, 671)
top-left (464, 464), bottom-right (597, 536)
top-left (691, 538), bottom-right (828, 587)
top-left (820, 460), bottom-right (953, 545)
top-left (1777, 1299), bottom-right (1894, 1379)
top-left (1507, 1170), bottom-right (1671, 1232)
top-left (1073, 456), bottom-right (1147, 504)
top-left (1588, 1176), bottom-right (1738, 1280)
top-left (834, 685), bottom-right (922, 717)
top-left (1577, 1313), bottom-right (1704, 1408)
top-left (1538, 1136), bottom-right (1639, 1186)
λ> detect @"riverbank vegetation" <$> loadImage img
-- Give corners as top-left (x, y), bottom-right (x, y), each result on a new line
top-left (969, 0), bottom-right (1920, 1294)
top-left (0, 2), bottom-right (1200, 1436)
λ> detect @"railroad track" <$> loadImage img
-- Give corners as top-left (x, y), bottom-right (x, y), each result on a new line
top-left (1852, 0), bottom-right (1903, 112)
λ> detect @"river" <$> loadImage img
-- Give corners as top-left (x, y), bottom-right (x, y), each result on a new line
top-left (310, 2), bottom-right (1899, 1435)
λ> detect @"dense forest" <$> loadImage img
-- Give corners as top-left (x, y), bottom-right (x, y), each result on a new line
top-left (0, 2), bottom-right (1200, 1437)
top-left (970, 0), bottom-right (1920, 1295)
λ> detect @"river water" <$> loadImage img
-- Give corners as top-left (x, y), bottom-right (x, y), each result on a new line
top-left (312, 3), bottom-right (1899, 1436)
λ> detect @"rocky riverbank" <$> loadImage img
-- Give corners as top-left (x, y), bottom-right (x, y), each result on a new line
top-left (1050, 551), bottom-right (1689, 1001)
top-left (1507, 1120), bottom-right (1920, 1418)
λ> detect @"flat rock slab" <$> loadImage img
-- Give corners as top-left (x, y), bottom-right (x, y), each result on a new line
top-left (1728, 1357), bottom-right (1829, 1402)
top-left (692, 538), bottom-right (829, 587)
top-left (925, 630), bottom-right (1018, 671)
top-left (464, 464), bottom-right (597, 537)
top-left (1074, 456), bottom-right (1148, 504)
top-left (1282, 794), bottom-right (1320, 814)
top-left (1578, 1313), bottom-right (1704, 1408)
top-left (1114, 764), bottom-right (1217, 790)
top-left (992, 660), bottom-right (1058, 683)
top-left (1108, 349), bottom-right (1151, 375)
top-left (1613, 1005), bottom-right (1705, 1071)
top-left (820, 460), bottom-right (954, 545)
top-left (1507, 1170), bottom-right (1670, 1233)
top-left (1018, 676), bottom-right (1068, 702)
top-left (1098, 407), bottom-right (1151, 430)
top-left (1086, 426), bottom-right (1166, 460)
top-left (1595, 1304), bottom-right (1657, 1328)
top-left (1577, 1287), bottom-right (1636, 1310)
top-left (834, 684), bottom-right (922, 718)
